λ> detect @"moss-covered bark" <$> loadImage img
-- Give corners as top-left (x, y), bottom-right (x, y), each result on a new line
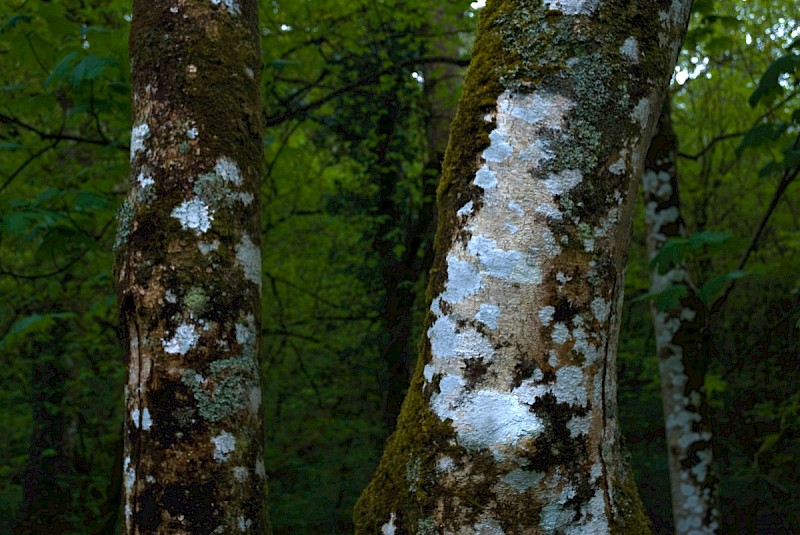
top-left (115, 0), bottom-right (267, 532)
top-left (643, 102), bottom-right (720, 534)
top-left (355, 1), bottom-right (692, 533)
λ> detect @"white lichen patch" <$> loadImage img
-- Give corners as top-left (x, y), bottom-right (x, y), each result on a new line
top-left (172, 198), bottom-right (213, 233)
top-left (457, 200), bottom-right (474, 217)
top-left (141, 407), bottom-right (152, 430)
top-left (466, 235), bottom-right (541, 284)
top-left (233, 466), bottom-right (248, 482)
top-left (543, 0), bottom-right (600, 15)
top-left (124, 456), bottom-right (135, 492)
top-left (476, 304), bottom-right (500, 330)
top-left (620, 37), bottom-right (639, 62)
top-left (539, 306), bottom-right (555, 326)
top-left (210, 0), bottom-right (240, 15)
top-left (215, 157), bottom-right (242, 185)
top-left (440, 255), bottom-right (482, 304)
top-left (235, 233), bottom-right (262, 289)
top-left (631, 97), bottom-right (651, 127)
top-left (543, 169), bottom-right (583, 197)
top-left (381, 512), bottom-right (397, 535)
top-left (162, 323), bottom-right (199, 355)
top-left (198, 240), bottom-right (220, 255)
top-left (430, 376), bottom-right (544, 459)
top-left (244, 66), bottom-right (254, 79)
top-left (237, 517), bottom-right (252, 531)
top-left (212, 431), bottom-right (236, 462)
top-left (137, 172), bottom-right (154, 188)
top-left (255, 459), bottom-right (266, 478)
top-left (590, 297), bottom-right (610, 323)
top-left (130, 123), bottom-right (150, 161)
top-left (186, 127), bottom-right (198, 140)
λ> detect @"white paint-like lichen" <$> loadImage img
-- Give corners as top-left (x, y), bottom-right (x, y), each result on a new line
top-left (381, 512), bottom-right (397, 535)
top-left (235, 233), bottom-right (262, 289)
top-left (198, 240), bottom-right (220, 255)
top-left (137, 172), bottom-right (154, 188)
top-left (210, 0), bottom-right (241, 15)
top-left (212, 431), bottom-right (236, 462)
top-left (186, 127), bottom-right (198, 139)
top-left (141, 407), bottom-right (152, 430)
top-left (543, 0), bottom-right (600, 15)
top-left (162, 323), bottom-right (199, 355)
top-left (620, 37), bottom-right (639, 62)
top-left (215, 157), bottom-right (243, 185)
top-left (130, 123), bottom-right (150, 161)
top-left (237, 516), bottom-right (252, 531)
top-left (476, 304), bottom-right (500, 330)
top-left (171, 198), bottom-right (213, 233)
top-left (457, 200), bottom-right (474, 217)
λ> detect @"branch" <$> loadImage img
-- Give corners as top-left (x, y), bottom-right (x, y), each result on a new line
top-left (0, 113), bottom-right (126, 151)
top-left (264, 56), bottom-right (469, 127)
top-left (710, 134), bottom-right (800, 316)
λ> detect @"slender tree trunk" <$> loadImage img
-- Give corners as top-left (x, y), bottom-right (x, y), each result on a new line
top-left (115, 0), bottom-right (267, 532)
top-left (355, 1), bottom-right (692, 532)
top-left (643, 101), bottom-right (720, 534)
top-left (16, 325), bottom-right (71, 534)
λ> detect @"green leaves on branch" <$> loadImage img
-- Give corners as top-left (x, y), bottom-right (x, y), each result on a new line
top-left (749, 53), bottom-right (800, 108)
top-left (0, 312), bottom-right (77, 351)
top-left (651, 231), bottom-right (739, 275)
top-left (637, 232), bottom-right (749, 309)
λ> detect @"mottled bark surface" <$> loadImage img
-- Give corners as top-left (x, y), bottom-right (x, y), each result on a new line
top-left (643, 103), bottom-right (720, 534)
top-left (355, 1), bottom-right (691, 533)
top-left (115, 0), bottom-right (267, 532)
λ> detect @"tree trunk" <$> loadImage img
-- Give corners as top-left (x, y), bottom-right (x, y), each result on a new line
top-left (115, 0), bottom-right (267, 532)
top-left (355, 1), bottom-right (692, 532)
top-left (15, 325), bottom-right (71, 534)
top-left (643, 101), bottom-right (720, 534)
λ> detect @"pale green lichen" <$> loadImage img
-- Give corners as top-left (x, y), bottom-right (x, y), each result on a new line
top-left (113, 197), bottom-right (135, 250)
top-left (416, 518), bottom-right (437, 535)
top-left (184, 287), bottom-right (209, 316)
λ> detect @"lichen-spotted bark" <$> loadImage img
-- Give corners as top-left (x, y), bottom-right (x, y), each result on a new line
top-left (115, 0), bottom-right (267, 532)
top-left (643, 103), bottom-right (720, 535)
top-left (354, 1), bottom-right (691, 533)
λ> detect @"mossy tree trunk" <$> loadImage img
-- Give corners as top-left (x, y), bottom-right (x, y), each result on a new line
top-left (355, 1), bottom-right (692, 533)
top-left (115, 0), bottom-right (267, 532)
top-left (643, 102), bottom-right (720, 534)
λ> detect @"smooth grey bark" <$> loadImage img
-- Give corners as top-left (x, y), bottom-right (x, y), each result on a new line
top-left (643, 102), bottom-right (720, 534)
top-left (355, 1), bottom-right (692, 533)
top-left (115, 0), bottom-right (268, 532)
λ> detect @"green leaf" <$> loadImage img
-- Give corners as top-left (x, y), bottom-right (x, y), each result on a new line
top-left (704, 373), bottom-right (728, 396)
top-left (632, 283), bottom-right (689, 310)
top-left (74, 191), bottom-right (111, 211)
top-left (759, 160), bottom-right (778, 177)
top-left (44, 52), bottom-right (79, 89)
top-left (698, 270), bottom-right (747, 303)
top-left (757, 432), bottom-right (782, 455)
top-left (784, 148), bottom-right (800, 171)
top-left (749, 54), bottom-right (800, 108)
top-left (736, 122), bottom-right (783, 155)
top-left (0, 312), bottom-right (77, 349)
top-left (0, 14), bottom-right (33, 33)
top-left (70, 55), bottom-right (115, 87)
